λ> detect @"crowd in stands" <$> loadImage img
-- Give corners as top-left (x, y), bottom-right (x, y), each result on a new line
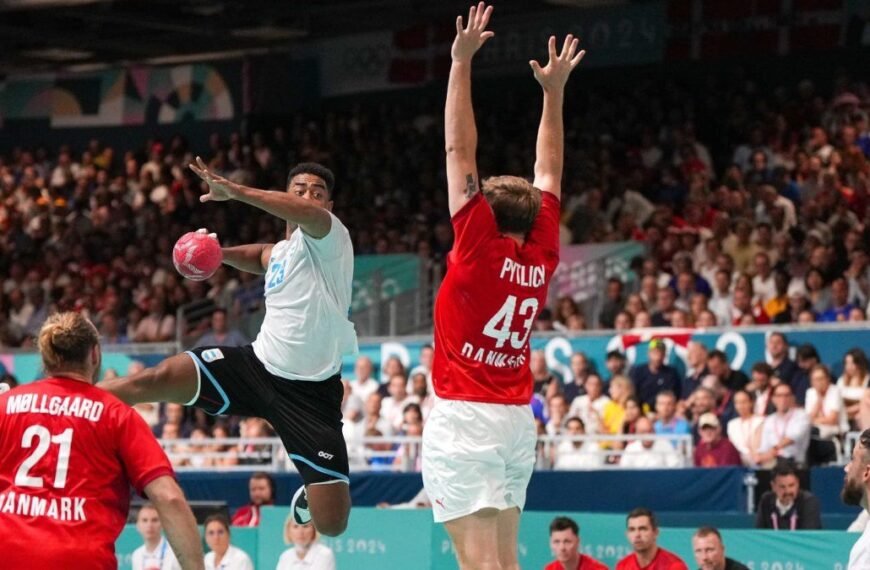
top-left (0, 65), bottom-right (868, 346)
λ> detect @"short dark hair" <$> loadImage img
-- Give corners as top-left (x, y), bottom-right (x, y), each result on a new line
top-left (627, 507), bottom-right (657, 529)
top-left (204, 513), bottom-right (231, 534)
top-left (287, 162), bottom-right (335, 194)
top-left (250, 471), bottom-right (276, 500)
top-left (694, 526), bottom-right (722, 541)
top-left (708, 349), bottom-right (728, 363)
top-left (550, 516), bottom-right (579, 536)
top-left (751, 362), bottom-right (773, 376)
top-left (772, 461), bottom-right (798, 480)
top-left (607, 350), bottom-right (626, 361)
top-left (796, 343), bottom-right (819, 361)
top-left (768, 332), bottom-right (787, 344)
top-left (565, 416), bottom-right (585, 430)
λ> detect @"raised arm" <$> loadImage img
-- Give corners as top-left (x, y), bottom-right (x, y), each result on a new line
top-left (446, 2), bottom-right (494, 217)
top-left (529, 35), bottom-right (585, 200)
top-left (189, 158), bottom-right (332, 238)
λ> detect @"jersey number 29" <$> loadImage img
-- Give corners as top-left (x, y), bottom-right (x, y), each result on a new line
top-left (482, 295), bottom-right (539, 350)
top-left (15, 425), bottom-right (73, 489)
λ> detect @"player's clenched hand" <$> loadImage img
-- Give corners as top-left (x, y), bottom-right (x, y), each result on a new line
top-left (452, 2), bottom-right (494, 63)
top-left (530, 35), bottom-right (585, 93)
top-left (189, 156), bottom-right (239, 202)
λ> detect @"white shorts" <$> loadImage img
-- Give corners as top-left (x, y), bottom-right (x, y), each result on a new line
top-left (422, 398), bottom-right (536, 523)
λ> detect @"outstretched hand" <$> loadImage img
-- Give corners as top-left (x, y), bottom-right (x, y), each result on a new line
top-left (452, 2), bottom-right (494, 62)
top-left (189, 156), bottom-right (239, 203)
top-left (530, 35), bottom-right (585, 92)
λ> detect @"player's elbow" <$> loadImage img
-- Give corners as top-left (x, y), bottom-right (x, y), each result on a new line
top-left (147, 476), bottom-right (187, 506)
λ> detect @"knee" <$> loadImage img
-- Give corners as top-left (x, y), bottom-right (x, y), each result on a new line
top-left (315, 511), bottom-right (348, 537)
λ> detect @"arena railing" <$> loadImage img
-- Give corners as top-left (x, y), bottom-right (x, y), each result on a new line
top-left (158, 433), bottom-right (694, 472)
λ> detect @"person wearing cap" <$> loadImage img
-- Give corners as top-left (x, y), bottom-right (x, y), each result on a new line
top-left (774, 280), bottom-right (812, 324)
top-left (629, 339), bottom-right (681, 411)
top-left (694, 413), bottom-right (741, 467)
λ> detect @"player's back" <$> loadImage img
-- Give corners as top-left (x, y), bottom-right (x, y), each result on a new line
top-left (433, 192), bottom-right (560, 405)
top-left (0, 378), bottom-right (173, 569)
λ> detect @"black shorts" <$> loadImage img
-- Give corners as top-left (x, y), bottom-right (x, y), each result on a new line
top-left (185, 345), bottom-right (349, 485)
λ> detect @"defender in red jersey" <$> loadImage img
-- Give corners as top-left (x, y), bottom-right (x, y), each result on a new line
top-left (0, 313), bottom-right (203, 570)
top-left (422, 3), bottom-right (586, 569)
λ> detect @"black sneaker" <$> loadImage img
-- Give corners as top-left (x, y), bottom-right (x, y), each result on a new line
top-left (291, 485), bottom-right (311, 524)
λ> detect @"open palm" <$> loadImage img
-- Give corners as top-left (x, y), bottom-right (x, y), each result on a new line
top-left (189, 156), bottom-right (237, 202)
top-left (530, 35), bottom-right (585, 92)
top-left (452, 2), bottom-right (494, 62)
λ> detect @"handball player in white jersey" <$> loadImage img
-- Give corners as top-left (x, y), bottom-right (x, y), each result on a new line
top-left (101, 160), bottom-right (358, 537)
top-left (423, 3), bottom-right (585, 569)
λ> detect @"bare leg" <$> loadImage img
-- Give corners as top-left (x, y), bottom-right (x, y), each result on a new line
top-left (307, 481), bottom-right (351, 536)
top-left (98, 353), bottom-right (199, 405)
top-left (496, 507), bottom-right (521, 570)
top-left (444, 508), bottom-right (502, 570)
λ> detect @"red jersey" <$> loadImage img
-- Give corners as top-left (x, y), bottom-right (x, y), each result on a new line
top-left (433, 192), bottom-right (560, 404)
top-left (545, 553), bottom-right (611, 569)
top-left (0, 378), bottom-right (174, 570)
top-left (616, 548), bottom-right (688, 570)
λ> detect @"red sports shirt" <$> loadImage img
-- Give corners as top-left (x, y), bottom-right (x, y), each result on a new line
top-left (433, 191), bottom-right (560, 404)
top-left (615, 548), bottom-right (689, 570)
top-left (0, 377), bottom-right (174, 570)
top-left (545, 553), bottom-right (611, 569)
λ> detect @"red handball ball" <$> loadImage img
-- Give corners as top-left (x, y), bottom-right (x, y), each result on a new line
top-left (173, 230), bottom-right (223, 281)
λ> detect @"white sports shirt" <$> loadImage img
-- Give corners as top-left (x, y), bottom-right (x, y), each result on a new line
top-left (850, 517), bottom-right (870, 569)
top-left (252, 212), bottom-right (358, 381)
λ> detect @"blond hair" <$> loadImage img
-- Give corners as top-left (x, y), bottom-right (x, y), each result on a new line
top-left (38, 312), bottom-right (99, 373)
top-left (481, 176), bottom-right (542, 234)
top-left (284, 513), bottom-right (318, 545)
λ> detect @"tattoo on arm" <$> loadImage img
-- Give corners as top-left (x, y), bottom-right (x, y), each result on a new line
top-left (464, 174), bottom-right (478, 198)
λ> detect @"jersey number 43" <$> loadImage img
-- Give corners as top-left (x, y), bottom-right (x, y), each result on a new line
top-left (482, 295), bottom-right (539, 350)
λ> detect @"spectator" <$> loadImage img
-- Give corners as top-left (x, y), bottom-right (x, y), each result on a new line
top-left (708, 270), bottom-right (734, 325)
top-left (602, 375), bottom-right (635, 435)
top-left (763, 271), bottom-right (791, 320)
top-left (276, 516), bottom-right (336, 570)
top-left (194, 309), bottom-right (248, 348)
top-left (755, 463), bottom-right (822, 530)
top-left (599, 277), bottom-right (625, 329)
top-left (350, 356), bottom-right (380, 402)
top-left (681, 341), bottom-right (709, 402)
top-left (132, 503), bottom-right (183, 570)
top-left (605, 350), bottom-right (628, 381)
top-left (651, 287), bottom-right (679, 327)
top-left (629, 339), bottom-right (681, 410)
top-left (546, 394), bottom-right (571, 435)
top-left (567, 373), bottom-right (609, 434)
top-left (692, 527), bottom-right (749, 570)
top-left (747, 362), bottom-right (775, 417)
top-left (694, 413), bottom-right (741, 467)
top-left (545, 516), bottom-right (608, 570)
top-left (532, 350), bottom-right (561, 397)
top-left (621, 417), bottom-right (682, 469)
top-left (766, 332), bottom-right (798, 388)
top-left (203, 514), bottom-right (254, 570)
top-left (381, 372), bottom-right (419, 433)
top-left (819, 277), bottom-right (855, 321)
top-left (231, 472), bottom-right (275, 527)
top-left (773, 281), bottom-right (811, 324)
top-left (563, 352), bottom-right (593, 403)
top-left (553, 417), bottom-right (603, 471)
top-left (806, 364), bottom-right (849, 465)
top-left (706, 350), bottom-right (749, 392)
top-left (727, 390), bottom-right (763, 467)
top-left (616, 508), bottom-right (688, 570)
top-left (700, 374), bottom-right (738, 428)
top-left (133, 296), bottom-right (176, 343)
top-left (99, 312), bottom-right (129, 344)
top-left (755, 384), bottom-right (812, 468)
top-left (837, 348), bottom-right (870, 423)
top-left (791, 343), bottom-right (820, 405)
top-left (653, 391), bottom-right (690, 440)
top-left (751, 252), bottom-right (777, 304)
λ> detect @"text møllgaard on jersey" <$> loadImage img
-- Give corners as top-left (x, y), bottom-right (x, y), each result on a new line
top-left (5, 393), bottom-right (104, 422)
top-left (0, 490), bottom-right (86, 522)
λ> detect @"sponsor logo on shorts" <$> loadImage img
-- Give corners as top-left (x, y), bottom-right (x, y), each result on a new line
top-left (201, 349), bottom-right (224, 363)
top-left (317, 451), bottom-right (334, 460)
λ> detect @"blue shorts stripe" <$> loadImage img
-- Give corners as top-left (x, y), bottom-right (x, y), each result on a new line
top-left (185, 351), bottom-right (230, 415)
top-left (289, 453), bottom-right (350, 483)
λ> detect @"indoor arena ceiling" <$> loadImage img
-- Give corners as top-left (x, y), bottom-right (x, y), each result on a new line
top-left (0, 0), bottom-right (596, 76)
